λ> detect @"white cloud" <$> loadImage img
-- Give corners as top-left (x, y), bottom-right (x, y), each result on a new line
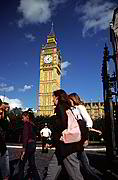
top-left (75, 0), bottom-right (117, 37)
top-left (0, 83), bottom-right (14, 92)
top-left (18, 19), bottom-right (24, 28)
top-left (61, 61), bottom-right (71, 69)
top-left (25, 33), bottom-right (36, 41)
top-left (18, 84), bottom-right (33, 92)
top-left (0, 96), bottom-right (23, 110)
top-left (61, 61), bottom-right (71, 76)
top-left (24, 61), bottom-right (28, 66)
top-left (17, 0), bottom-right (67, 27)
top-left (51, 0), bottom-right (67, 7)
top-left (18, 0), bottom-right (51, 27)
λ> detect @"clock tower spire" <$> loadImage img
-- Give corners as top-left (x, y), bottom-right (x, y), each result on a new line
top-left (37, 24), bottom-right (61, 116)
top-left (49, 22), bottom-right (54, 36)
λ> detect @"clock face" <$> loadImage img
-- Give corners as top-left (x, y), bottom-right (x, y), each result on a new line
top-left (44, 55), bottom-right (52, 63)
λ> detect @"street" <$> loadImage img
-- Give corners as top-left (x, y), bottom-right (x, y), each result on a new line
top-left (7, 144), bottom-right (118, 180)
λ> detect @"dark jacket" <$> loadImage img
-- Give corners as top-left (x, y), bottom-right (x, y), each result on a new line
top-left (52, 104), bottom-right (84, 163)
top-left (22, 121), bottom-right (36, 149)
top-left (0, 126), bottom-right (7, 156)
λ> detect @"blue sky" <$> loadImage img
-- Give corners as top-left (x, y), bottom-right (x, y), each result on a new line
top-left (0, 0), bottom-right (117, 110)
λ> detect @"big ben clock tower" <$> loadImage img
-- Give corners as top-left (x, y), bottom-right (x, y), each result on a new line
top-left (37, 23), bottom-right (61, 116)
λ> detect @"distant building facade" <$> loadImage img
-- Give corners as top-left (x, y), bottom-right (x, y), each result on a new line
top-left (85, 102), bottom-right (104, 120)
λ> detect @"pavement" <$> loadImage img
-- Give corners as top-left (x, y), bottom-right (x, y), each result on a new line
top-left (8, 146), bottom-right (54, 180)
top-left (85, 149), bottom-right (118, 180)
top-left (7, 143), bottom-right (118, 180)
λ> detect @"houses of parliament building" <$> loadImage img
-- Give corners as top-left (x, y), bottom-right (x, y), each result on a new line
top-left (84, 102), bottom-right (104, 120)
top-left (36, 23), bottom-right (105, 120)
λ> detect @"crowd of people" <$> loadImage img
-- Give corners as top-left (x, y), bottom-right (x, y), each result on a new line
top-left (0, 89), bottom-right (103, 180)
top-left (0, 100), bottom-right (10, 180)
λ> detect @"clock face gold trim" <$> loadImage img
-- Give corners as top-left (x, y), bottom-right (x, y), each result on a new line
top-left (44, 55), bottom-right (52, 63)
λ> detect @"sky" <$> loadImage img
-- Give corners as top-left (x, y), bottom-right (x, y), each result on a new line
top-left (0, 0), bottom-right (117, 110)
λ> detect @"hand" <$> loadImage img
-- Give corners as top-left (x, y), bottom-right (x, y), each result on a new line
top-left (45, 144), bottom-right (52, 149)
top-left (97, 130), bottom-right (102, 135)
top-left (60, 136), bottom-right (64, 141)
top-left (83, 140), bottom-right (89, 147)
top-left (21, 151), bottom-right (25, 161)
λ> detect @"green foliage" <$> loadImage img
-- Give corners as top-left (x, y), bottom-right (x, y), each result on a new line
top-left (6, 108), bottom-right (23, 142)
top-left (10, 107), bottom-right (22, 116)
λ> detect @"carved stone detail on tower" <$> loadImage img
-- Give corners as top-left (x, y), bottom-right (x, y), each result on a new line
top-left (85, 102), bottom-right (104, 120)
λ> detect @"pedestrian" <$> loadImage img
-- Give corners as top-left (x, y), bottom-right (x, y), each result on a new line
top-left (19, 110), bottom-right (41, 180)
top-left (44, 89), bottom-right (84, 180)
top-left (0, 100), bottom-right (10, 180)
top-left (68, 93), bottom-right (103, 180)
top-left (40, 123), bottom-right (52, 153)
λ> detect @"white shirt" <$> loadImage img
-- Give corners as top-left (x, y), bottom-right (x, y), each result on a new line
top-left (40, 127), bottom-right (52, 137)
top-left (71, 105), bottom-right (93, 128)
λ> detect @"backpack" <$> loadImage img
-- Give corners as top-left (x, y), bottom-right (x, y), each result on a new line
top-left (60, 109), bottom-right (81, 144)
top-left (72, 106), bottom-right (89, 143)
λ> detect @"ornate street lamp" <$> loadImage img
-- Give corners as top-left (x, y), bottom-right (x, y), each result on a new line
top-left (101, 44), bottom-right (117, 159)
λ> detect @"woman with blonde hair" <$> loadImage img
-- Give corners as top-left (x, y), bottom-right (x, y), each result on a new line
top-left (68, 93), bottom-right (102, 137)
top-left (68, 93), bottom-right (102, 180)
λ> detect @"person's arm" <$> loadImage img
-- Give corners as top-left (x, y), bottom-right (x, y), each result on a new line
top-left (21, 123), bottom-right (29, 160)
top-left (48, 129), bottom-right (51, 137)
top-left (78, 105), bottom-right (93, 128)
top-left (78, 106), bottom-right (102, 134)
top-left (89, 128), bottom-right (102, 135)
top-left (40, 129), bottom-right (43, 137)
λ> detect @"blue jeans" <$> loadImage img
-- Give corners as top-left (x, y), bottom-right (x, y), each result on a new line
top-left (45, 152), bottom-right (84, 180)
top-left (78, 151), bottom-right (102, 180)
top-left (0, 150), bottom-right (10, 179)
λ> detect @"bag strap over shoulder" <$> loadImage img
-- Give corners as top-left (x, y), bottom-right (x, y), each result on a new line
top-left (61, 109), bottom-right (81, 143)
top-left (66, 109), bottom-right (79, 131)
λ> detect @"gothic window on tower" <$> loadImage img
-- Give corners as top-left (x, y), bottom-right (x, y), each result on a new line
top-left (49, 71), bottom-right (52, 81)
top-left (53, 69), bottom-right (57, 79)
top-left (40, 96), bottom-right (43, 105)
top-left (44, 96), bottom-right (46, 106)
top-left (49, 84), bottom-right (51, 92)
top-left (49, 96), bottom-right (51, 105)
top-left (47, 71), bottom-right (50, 81)
top-left (46, 97), bottom-right (48, 106)
top-left (46, 84), bottom-right (48, 92)
top-left (44, 72), bottom-right (47, 81)
top-left (44, 84), bottom-right (47, 93)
